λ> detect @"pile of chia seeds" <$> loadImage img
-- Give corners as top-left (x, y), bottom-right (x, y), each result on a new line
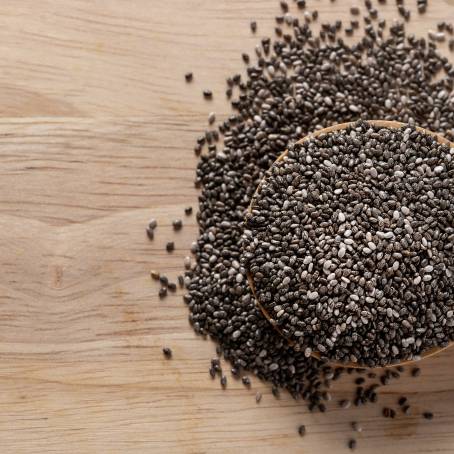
top-left (150, 0), bottom-right (454, 448)
top-left (243, 121), bottom-right (454, 367)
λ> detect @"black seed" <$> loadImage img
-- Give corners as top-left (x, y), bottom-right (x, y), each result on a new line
top-left (411, 368), bottom-right (421, 377)
top-left (166, 242), bottom-right (175, 252)
top-left (150, 270), bottom-right (160, 280)
top-left (340, 399), bottom-right (351, 409)
top-left (423, 412), bottom-right (434, 420)
top-left (162, 347), bottom-right (172, 358)
top-left (221, 375), bottom-right (227, 388)
top-left (172, 219), bottom-right (183, 231)
top-left (298, 424), bottom-right (306, 436)
top-left (159, 276), bottom-right (169, 288)
top-left (146, 227), bottom-right (154, 240)
top-left (402, 405), bottom-right (411, 415)
top-left (168, 282), bottom-right (177, 292)
top-left (185, 206), bottom-right (193, 216)
top-left (203, 90), bottom-right (213, 99)
top-left (242, 376), bottom-right (251, 387)
top-left (250, 21), bottom-right (257, 33)
top-left (348, 439), bottom-right (357, 450)
top-left (184, 72), bottom-right (193, 82)
top-left (159, 287), bottom-right (167, 299)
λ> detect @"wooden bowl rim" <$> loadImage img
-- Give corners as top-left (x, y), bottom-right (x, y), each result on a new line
top-left (246, 119), bottom-right (454, 368)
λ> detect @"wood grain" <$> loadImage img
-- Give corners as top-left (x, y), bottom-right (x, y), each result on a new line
top-left (0, 1), bottom-right (454, 453)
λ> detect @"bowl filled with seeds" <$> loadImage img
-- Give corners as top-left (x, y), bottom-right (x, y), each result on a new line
top-left (243, 119), bottom-right (454, 368)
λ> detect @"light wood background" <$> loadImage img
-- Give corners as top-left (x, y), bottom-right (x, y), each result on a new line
top-left (1, 1), bottom-right (454, 453)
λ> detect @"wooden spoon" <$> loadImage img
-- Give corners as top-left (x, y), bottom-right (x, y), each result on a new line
top-left (247, 119), bottom-right (454, 368)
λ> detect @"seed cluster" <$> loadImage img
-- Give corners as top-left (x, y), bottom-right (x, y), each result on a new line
top-left (243, 121), bottom-right (454, 367)
top-left (172, 0), bottom-right (451, 439)
top-left (185, 0), bottom-right (454, 404)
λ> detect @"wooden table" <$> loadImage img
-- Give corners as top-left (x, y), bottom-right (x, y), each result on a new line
top-left (1, 1), bottom-right (454, 452)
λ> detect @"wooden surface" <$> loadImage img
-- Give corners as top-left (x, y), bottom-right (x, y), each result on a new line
top-left (1, 1), bottom-right (454, 453)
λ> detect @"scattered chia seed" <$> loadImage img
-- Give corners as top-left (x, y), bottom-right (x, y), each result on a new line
top-left (412, 368), bottom-right (421, 378)
top-left (203, 90), bottom-right (213, 99)
top-left (298, 424), bottom-right (306, 436)
top-left (178, 275), bottom-right (185, 288)
top-left (242, 376), bottom-right (251, 387)
top-left (172, 219), bottom-right (183, 231)
top-left (185, 206), bottom-right (193, 216)
top-left (146, 227), bottom-right (154, 240)
top-left (168, 282), bottom-right (177, 292)
top-left (159, 287), bottom-right (167, 299)
top-left (184, 72), bottom-right (193, 82)
top-left (184, 256), bottom-right (191, 270)
top-left (340, 399), bottom-right (351, 409)
top-left (221, 375), bottom-right (227, 388)
top-left (250, 21), bottom-right (257, 33)
top-left (255, 391), bottom-right (262, 403)
top-left (423, 411), bottom-right (434, 420)
top-left (150, 270), bottom-right (160, 280)
top-left (162, 347), bottom-right (172, 358)
top-left (166, 242), bottom-right (175, 253)
top-left (159, 275), bottom-right (168, 286)
top-left (208, 112), bottom-right (216, 125)
top-left (348, 439), bottom-right (357, 451)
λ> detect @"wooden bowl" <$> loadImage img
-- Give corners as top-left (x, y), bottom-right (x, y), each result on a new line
top-left (247, 119), bottom-right (454, 368)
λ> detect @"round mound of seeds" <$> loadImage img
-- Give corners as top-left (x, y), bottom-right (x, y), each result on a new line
top-left (183, 0), bottom-right (454, 415)
top-left (243, 120), bottom-right (454, 367)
